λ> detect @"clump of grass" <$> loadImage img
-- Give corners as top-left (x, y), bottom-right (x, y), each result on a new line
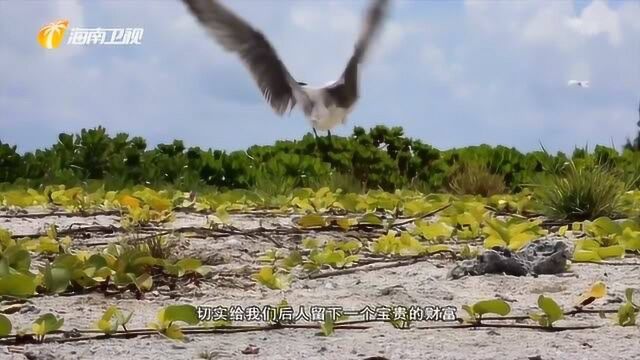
top-left (252, 166), bottom-right (297, 197)
top-left (534, 162), bottom-right (629, 221)
top-left (448, 163), bottom-right (506, 197)
top-left (326, 172), bottom-right (366, 194)
top-left (122, 234), bottom-right (176, 260)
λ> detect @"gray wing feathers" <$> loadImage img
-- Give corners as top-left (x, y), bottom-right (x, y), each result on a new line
top-left (352, 0), bottom-right (390, 64)
top-left (328, 0), bottom-right (390, 108)
top-left (182, 0), bottom-right (306, 115)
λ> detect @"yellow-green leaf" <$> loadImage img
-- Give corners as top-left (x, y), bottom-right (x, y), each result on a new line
top-left (164, 322), bottom-right (185, 341)
top-left (596, 245), bottom-right (625, 259)
top-left (472, 299), bottom-right (511, 317)
top-left (0, 273), bottom-right (36, 298)
top-left (578, 281), bottom-right (607, 307)
top-left (536, 295), bottom-right (563, 327)
top-left (297, 214), bottom-right (326, 228)
top-left (32, 313), bottom-right (64, 336)
top-left (572, 250), bottom-right (602, 263)
top-left (163, 305), bottom-right (199, 326)
top-left (251, 267), bottom-right (289, 290)
top-left (0, 314), bottom-right (11, 336)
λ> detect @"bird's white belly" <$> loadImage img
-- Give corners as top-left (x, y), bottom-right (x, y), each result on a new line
top-left (310, 105), bottom-right (350, 131)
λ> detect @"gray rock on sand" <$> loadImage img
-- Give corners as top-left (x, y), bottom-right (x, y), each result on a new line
top-left (447, 237), bottom-right (573, 279)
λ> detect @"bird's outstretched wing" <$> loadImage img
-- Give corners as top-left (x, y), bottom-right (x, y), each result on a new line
top-left (182, 0), bottom-right (307, 115)
top-left (351, 0), bottom-right (391, 66)
top-left (327, 0), bottom-right (390, 108)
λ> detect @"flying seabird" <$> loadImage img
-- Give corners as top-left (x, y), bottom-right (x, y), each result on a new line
top-left (181, 0), bottom-right (390, 140)
top-left (567, 80), bottom-right (589, 88)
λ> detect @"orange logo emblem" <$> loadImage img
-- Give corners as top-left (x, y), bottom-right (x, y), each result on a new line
top-left (37, 19), bottom-right (69, 49)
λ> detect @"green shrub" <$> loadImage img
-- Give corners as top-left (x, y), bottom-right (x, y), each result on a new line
top-left (0, 142), bottom-right (21, 183)
top-left (1, 125), bottom-right (639, 194)
top-left (534, 162), bottom-right (629, 221)
top-left (448, 163), bottom-right (506, 197)
top-left (314, 171), bottom-right (365, 194)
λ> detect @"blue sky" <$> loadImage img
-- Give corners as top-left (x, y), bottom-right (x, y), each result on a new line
top-left (1, 0), bottom-right (639, 154)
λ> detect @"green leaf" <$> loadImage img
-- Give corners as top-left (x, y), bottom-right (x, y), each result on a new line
top-left (534, 295), bottom-right (563, 327)
top-left (578, 281), bottom-right (607, 307)
top-left (2, 246), bottom-right (31, 273)
top-left (624, 288), bottom-right (636, 305)
top-left (617, 303), bottom-right (636, 326)
top-left (472, 299), bottom-right (511, 318)
top-left (32, 313), bottom-right (64, 337)
top-left (164, 322), bottom-right (185, 340)
top-left (415, 221), bottom-right (454, 240)
top-left (0, 273), bottom-right (36, 298)
top-left (85, 254), bottom-right (108, 269)
top-left (134, 273), bottom-right (153, 291)
top-left (337, 239), bottom-right (362, 254)
top-left (426, 244), bottom-right (451, 254)
top-left (302, 238), bottom-right (320, 249)
top-left (588, 217), bottom-right (622, 236)
top-left (39, 237), bottom-right (62, 253)
top-left (619, 228), bottom-right (640, 251)
top-left (251, 267), bottom-right (289, 290)
top-left (150, 305), bottom-right (197, 341)
top-left (163, 304), bottom-right (200, 326)
top-left (174, 258), bottom-right (202, 272)
top-left (334, 218), bottom-right (355, 231)
top-left (297, 214), bottom-right (327, 228)
top-left (319, 311), bottom-right (335, 336)
top-left (115, 309), bottom-right (133, 330)
top-left (164, 258), bottom-right (202, 277)
top-left (358, 213), bottom-right (383, 226)
top-left (0, 314), bottom-right (12, 337)
top-left (96, 306), bottom-right (119, 334)
top-left (215, 205), bottom-right (230, 223)
top-left (596, 245), bottom-right (625, 259)
top-left (279, 251), bottom-right (303, 270)
top-left (482, 217), bottom-right (543, 250)
top-left (572, 250), bottom-right (602, 263)
top-left (483, 236), bottom-right (507, 249)
top-left (42, 264), bottom-right (71, 294)
top-left (52, 253), bottom-right (82, 270)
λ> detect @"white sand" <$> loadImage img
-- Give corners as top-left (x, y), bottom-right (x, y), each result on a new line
top-left (1, 210), bottom-right (639, 360)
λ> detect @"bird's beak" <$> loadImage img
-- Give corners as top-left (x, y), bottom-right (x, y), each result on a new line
top-left (297, 82), bottom-right (307, 86)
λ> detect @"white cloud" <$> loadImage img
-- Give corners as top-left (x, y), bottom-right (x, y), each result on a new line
top-left (565, 0), bottom-right (622, 46)
top-left (521, 2), bottom-right (576, 49)
top-left (1, 0), bottom-right (638, 154)
top-left (420, 44), bottom-right (470, 99)
top-left (290, 2), bottom-right (357, 33)
top-left (50, 0), bottom-right (85, 59)
top-left (618, 1), bottom-right (640, 33)
top-left (467, 0), bottom-right (630, 49)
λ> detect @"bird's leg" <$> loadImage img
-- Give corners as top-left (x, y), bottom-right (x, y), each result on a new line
top-left (312, 128), bottom-right (320, 150)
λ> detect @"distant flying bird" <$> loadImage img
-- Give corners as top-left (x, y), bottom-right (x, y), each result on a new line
top-left (181, 0), bottom-right (390, 140)
top-left (568, 80), bottom-right (589, 88)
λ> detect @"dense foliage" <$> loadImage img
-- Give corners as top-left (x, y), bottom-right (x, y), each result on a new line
top-left (1, 126), bottom-right (639, 193)
top-left (625, 118), bottom-right (640, 151)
